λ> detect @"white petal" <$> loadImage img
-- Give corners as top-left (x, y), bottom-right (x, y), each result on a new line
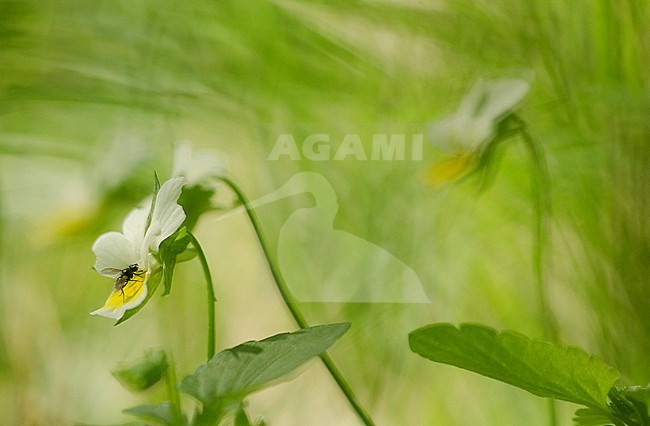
top-left (142, 176), bottom-right (186, 254)
top-left (187, 151), bottom-right (228, 184)
top-left (429, 115), bottom-right (464, 150)
top-left (121, 205), bottom-right (149, 248)
top-left (431, 78), bottom-right (528, 151)
top-left (464, 117), bottom-right (495, 151)
top-left (478, 79), bottom-right (529, 121)
top-left (92, 231), bottom-right (139, 273)
top-left (460, 79), bottom-right (529, 121)
top-left (429, 113), bottom-right (493, 151)
top-left (457, 78), bottom-right (489, 117)
top-left (90, 306), bottom-right (121, 319)
top-left (143, 253), bottom-right (159, 272)
top-left (171, 141), bottom-right (192, 178)
top-left (172, 141), bottom-right (228, 186)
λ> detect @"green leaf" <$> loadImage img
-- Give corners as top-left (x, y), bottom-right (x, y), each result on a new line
top-left (123, 402), bottom-right (182, 426)
top-left (573, 407), bottom-right (615, 426)
top-left (112, 349), bottom-right (168, 392)
top-left (158, 227), bottom-right (191, 296)
top-left (114, 271), bottom-right (163, 325)
top-left (176, 247), bottom-right (197, 263)
top-left (574, 387), bottom-right (650, 426)
top-left (408, 323), bottom-right (620, 410)
top-left (608, 387), bottom-right (650, 426)
top-left (232, 402), bottom-right (266, 426)
top-left (619, 386), bottom-right (650, 408)
top-left (234, 404), bottom-right (253, 426)
top-left (179, 323), bottom-right (350, 412)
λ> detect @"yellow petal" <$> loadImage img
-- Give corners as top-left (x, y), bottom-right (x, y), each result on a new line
top-left (423, 151), bottom-right (478, 188)
top-left (91, 273), bottom-right (148, 319)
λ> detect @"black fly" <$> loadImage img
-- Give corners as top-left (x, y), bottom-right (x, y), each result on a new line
top-left (100, 264), bottom-right (141, 302)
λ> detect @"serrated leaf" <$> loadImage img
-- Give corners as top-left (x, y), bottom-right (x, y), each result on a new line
top-left (573, 408), bottom-right (615, 426)
top-left (619, 386), bottom-right (650, 407)
top-left (123, 402), bottom-right (183, 426)
top-left (114, 271), bottom-right (162, 325)
top-left (179, 323), bottom-right (350, 410)
top-left (112, 349), bottom-right (167, 391)
top-left (409, 323), bottom-right (620, 410)
top-left (609, 387), bottom-right (650, 426)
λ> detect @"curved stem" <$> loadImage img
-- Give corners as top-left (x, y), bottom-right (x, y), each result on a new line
top-left (219, 176), bottom-right (376, 426)
top-left (515, 116), bottom-right (559, 426)
top-left (520, 126), bottom-right (558, 342)
top-left (188, 231), bottom-right (216, 360)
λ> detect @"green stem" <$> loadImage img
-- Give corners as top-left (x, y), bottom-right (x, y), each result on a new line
top-left (163, 351), bottom-right (184, 425)
top-left (516, 117), bottom-right (559, 426)
top-left (188, 231), bottom-right (216, 361)
top-left (519, 125), bottom-right (558, 342)
top-left (219, 176), bottom-right (376, 426)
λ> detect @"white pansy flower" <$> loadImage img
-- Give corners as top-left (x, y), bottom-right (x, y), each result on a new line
top-left (91, 177), bottom-right (186, 319)
top-left (172, 141), bottom-right (227, 188)
top-left (425, 78), bottom-right (530, 187)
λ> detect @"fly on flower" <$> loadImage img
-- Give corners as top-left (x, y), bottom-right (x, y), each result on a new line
top-left (91, 176), bottom-right (187, 320)
top-left (99, 264), bottom-right (143, 302)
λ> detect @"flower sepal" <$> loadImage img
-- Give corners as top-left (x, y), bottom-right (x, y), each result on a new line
top-left (158, 226), bottom-right (193, 296)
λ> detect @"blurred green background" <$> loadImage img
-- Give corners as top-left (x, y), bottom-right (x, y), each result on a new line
top-left (1, 1), bottom-right (649, 424)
